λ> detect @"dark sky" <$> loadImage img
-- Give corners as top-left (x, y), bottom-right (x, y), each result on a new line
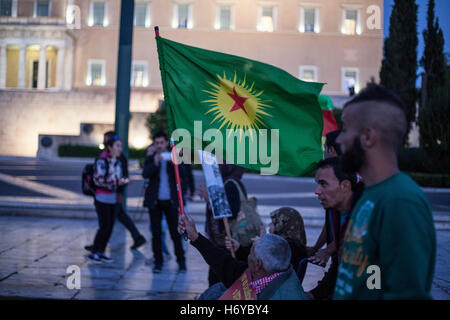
top-left (384, 0), bottom-right (450, 74)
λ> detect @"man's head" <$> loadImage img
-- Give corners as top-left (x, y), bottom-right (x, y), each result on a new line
top-left (314, 157), bottom-right (356, 211)
top-left (324, 130), bottom-right (342, 159)
top-left (336, 84), bottom-right (407, 173)
top-left (152, 131), bottom-right (169, 153)
top-left (248, 233), bottom-right (291, 280)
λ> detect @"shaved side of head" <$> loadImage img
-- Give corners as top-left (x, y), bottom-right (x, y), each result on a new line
top-left (344, 84), bottom-right (407, 150)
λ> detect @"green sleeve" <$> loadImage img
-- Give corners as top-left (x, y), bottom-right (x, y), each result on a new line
top-left (378, 198), bottom-right (435, 299)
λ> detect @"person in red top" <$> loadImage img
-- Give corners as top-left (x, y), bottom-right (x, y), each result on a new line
top-left (87, 135), bottom-right (129, 264)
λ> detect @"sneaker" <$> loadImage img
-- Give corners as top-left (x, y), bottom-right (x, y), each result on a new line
top-left (178, 261), bottom-right (187, 273)
top-left (131, 236), bottom-right (147, 250)
top-left (84, 245), bottom-right (94, 253)
top-left (87, 253), bottom-right (103, 264)
top-left (99, 254), bottom-right (114, 264)
top-left (153, 264), bottom-right (162, 274)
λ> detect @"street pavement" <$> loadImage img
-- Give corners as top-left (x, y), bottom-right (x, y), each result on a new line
top-left (0, 157), bottom-right (449, 299)
top-left (0, 215), bottom-right (328, 299)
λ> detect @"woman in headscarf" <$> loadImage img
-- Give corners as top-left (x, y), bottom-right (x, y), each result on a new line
top-left (226, 206), bottom-right (308, 283)
top-left (269, 207), bottom-right (308, 282)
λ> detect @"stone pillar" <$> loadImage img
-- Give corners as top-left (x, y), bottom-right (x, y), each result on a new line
top-left (64, 48), bottom-right (73, 90)
top-left (56, 47), bottom-right (65, 89)
top-left (0, 45), bottom-right (6, 89)
top-left (17, 45), bottom-right (26, 89)
top-left (12, 0), bottom-right (18, 17)
top-left (37, 45), bottom-right (47, 90)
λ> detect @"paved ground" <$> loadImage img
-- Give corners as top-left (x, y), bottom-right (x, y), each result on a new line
top-left (0, 215), bottom-right (328, 300)
top-left (0, 215), bottom-right (449, 300)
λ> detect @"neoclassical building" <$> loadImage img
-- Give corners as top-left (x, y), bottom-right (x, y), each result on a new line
top-left (0, 0), bottom-right (383, 157)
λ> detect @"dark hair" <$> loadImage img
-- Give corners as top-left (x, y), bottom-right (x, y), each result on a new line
top-left (153, 130), bottom-right (168, 141)
top-left (325, 130), bottom-right (342, 156)
top-left (105, 134), bottom-right (120, 149)
top-left (103, 131), bottom-right (116, 145)
top-left (344, 83), bottom-right (406, 114)
top-left (317, 157), bottom-right (364, 210)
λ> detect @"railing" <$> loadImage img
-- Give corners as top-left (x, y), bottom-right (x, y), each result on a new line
top-left (0, 16), bottom-right (67, 26)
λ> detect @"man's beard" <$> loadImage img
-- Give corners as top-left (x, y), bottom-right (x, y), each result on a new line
top-left (341, 137), bottom-right (365, 173)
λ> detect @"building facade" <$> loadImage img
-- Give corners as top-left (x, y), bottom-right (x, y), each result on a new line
top-left (0, 0), bottom-right (383, 157)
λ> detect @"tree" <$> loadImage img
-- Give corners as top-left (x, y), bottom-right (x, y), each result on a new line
top-left (146, 100), bottom-right (168, 139)
top-left (418, 67), bottom-right (450, 173)
top-left (418, 0), bottom-right (449, 173)
top-left (420, 0), bottom-right (446, 103)
top-left (380, 0), bottom-right (418, 139)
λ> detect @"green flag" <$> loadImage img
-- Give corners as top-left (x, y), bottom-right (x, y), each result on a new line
top-left (156, 36), bottom-right (324, 176)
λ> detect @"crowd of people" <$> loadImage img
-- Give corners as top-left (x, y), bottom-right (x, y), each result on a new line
top-left (84, 84), bottom-right (436, 300)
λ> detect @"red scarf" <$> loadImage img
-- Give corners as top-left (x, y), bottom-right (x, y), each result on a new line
top-left (250, 272), bottom-right (282, 295)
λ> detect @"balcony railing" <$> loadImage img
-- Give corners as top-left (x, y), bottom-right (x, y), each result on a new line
top-left (0, 16), bottom-right (67, 26)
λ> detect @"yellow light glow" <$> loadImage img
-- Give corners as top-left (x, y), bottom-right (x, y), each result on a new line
top-left (99, 143), bottom-right (105, 150)
top-left (133, 137), bottom-right (147, 149)
top-left (259, 16), bottom-right (274, 32)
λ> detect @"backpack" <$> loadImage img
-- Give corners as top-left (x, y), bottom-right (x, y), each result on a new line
top-left (82, 158), bottom-right (109, 197)
top-left (227, 179), bottom-right (263, 247)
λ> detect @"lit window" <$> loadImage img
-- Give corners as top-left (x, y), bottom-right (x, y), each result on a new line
top-left (36, 0), bottom-right (50, 17)
top-left (304, 9), bottom-right (315, 33)
top-left (300, 66), bottom-right (318, 82)
top-left (87, 60), bottom-right (105, 86)
top-left (258, 7), bottom-right (275, 32)
top-left (92, 2), bottom-right (106, 27)
top-left (0, 0), bottom-right (12, 16)
top-left (131, 62), bottom-right (148, 87)
top-left (342, 9), bottom-right (358, 35)
top-left (342, 68), bottom-right (359, 94)
top-left (177, 4), bottom-right (190, 29)
top-left (218, 6), bottom-right (231, 30)
top-left (135, 3), bottom-right (149, 27)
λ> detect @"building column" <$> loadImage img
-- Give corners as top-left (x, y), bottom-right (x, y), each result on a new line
top-left (64, 48), bottom-right (73, 90)
top-left (56, 47), bottom-right (65, 89)
top-left (37, 45), bottom-right (47, 90)
top-left (0, 45), bottom-right (6, 89)
top-left (12, 0), bottom-right (18, 17)
top-left (17, 45), bottom-right (26, 89)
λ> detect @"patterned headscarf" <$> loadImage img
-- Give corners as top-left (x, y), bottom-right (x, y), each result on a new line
top-left (270, 207), bottom-right (307, 247)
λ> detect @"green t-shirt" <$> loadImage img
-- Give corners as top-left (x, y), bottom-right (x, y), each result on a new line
top-left (333, 173), bottom-right (436, 300)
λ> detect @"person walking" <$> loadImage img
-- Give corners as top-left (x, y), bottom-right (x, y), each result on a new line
top-left (87, 135), bottom-right (128, 264)
top-left (85, 131), bottom-right (146, 253)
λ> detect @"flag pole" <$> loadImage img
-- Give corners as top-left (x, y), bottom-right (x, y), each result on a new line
top-left (223, 218), bottom-right (236, 258)
top-left (155, 26), bottom-right (187, 240)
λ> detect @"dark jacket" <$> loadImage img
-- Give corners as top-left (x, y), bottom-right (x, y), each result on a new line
top-left (181, 163), bottom-right (195, 196)
top-left (289, 239), bottom-right (308, 283)
top-left (142, 153), bottom-right (184, 209)
top-left (205, 177), bottom-right (247, 247)
top-left (116, 153), bottom-right (128, 194)
top-left (310, 209), bottom-right (352, 300)
top-left (191, 233), bottom-right (308, 300)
